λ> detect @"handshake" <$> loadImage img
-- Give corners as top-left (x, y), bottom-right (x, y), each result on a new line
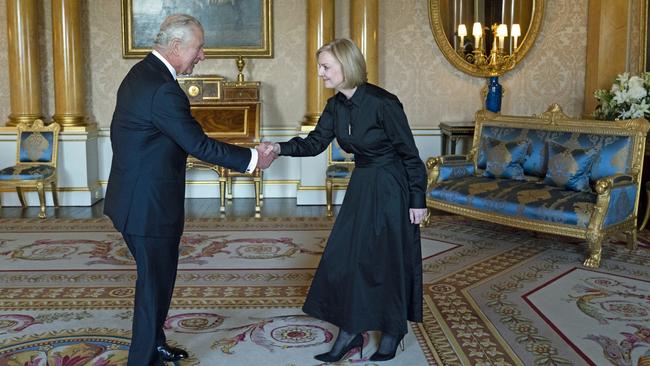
top-left (255, 141), bottom-right (280, 170)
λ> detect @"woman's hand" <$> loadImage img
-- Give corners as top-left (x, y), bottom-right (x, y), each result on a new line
top-left (409, 208), bottom-right (429, 225)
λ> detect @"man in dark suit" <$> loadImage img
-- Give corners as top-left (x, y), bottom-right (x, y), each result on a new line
top-left (104, 14), bottom-right (274, 365)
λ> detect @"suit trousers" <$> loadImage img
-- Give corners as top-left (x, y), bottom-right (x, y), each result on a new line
top-left (122, 233), bottom-right (181, 366)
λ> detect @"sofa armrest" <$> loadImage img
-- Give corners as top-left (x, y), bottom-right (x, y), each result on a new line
top-left (593, 174), bottom-right (639, 228)
top-left (426, 155), bottom-right (475, 186)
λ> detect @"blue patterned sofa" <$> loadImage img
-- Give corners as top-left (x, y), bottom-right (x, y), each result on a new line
top-left (426, 104), bottom-right (650, 267)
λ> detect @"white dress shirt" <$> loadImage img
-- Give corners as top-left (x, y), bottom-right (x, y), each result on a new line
top-left (151, 50), bottom-right (258, 172)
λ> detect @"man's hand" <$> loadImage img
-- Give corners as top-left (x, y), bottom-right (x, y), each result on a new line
top-left (255, 142), bottom-right (277, 170)
top-left (409, 208), bottom-right (429, 225)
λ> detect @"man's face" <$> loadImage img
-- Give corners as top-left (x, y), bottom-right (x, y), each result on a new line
top-left (317, 51), bottom-right (344, 90)
top-left (175, 27), bottom-right (205, 75)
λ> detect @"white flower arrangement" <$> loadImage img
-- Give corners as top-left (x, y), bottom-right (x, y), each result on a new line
top-left (594, 72), bottom-right (650, 120)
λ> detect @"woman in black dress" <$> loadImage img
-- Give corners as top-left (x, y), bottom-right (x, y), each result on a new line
top-left (264, 38), bottom-right (428, 363)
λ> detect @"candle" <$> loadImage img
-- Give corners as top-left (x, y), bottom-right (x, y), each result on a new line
top-left (511, 24), bottom-right (521, 50)
top-left (458, 24), bottom-right (467, 50)
top-left (472, 22), bottom-right (482, 50)
top-left (496, 24), bottom-right (508, 49)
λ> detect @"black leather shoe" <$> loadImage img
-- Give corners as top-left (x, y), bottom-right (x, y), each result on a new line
top-left (156, 343), bottom-right (188, 362)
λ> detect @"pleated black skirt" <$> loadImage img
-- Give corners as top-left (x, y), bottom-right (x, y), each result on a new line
top-left (302, 160), bottom-right (423, 336)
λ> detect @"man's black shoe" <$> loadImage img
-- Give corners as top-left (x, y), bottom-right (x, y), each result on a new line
top-left (156, 343), bottom-right (188, 362)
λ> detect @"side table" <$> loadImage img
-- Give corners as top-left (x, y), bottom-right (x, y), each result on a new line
top-left (439, 121), bottom-right (476, 155)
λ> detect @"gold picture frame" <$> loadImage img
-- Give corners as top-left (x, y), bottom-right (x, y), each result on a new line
top-left (121, 0), bottom-right (273, 58)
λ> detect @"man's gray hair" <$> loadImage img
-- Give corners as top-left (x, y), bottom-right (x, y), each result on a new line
top-left (154, 14), bottom-right (203, 48)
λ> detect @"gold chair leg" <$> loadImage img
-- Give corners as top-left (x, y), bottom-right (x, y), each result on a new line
top-left (16, 187), bottom-right (27, 208)
top-left (227, 176), bottom-right (233, 200)
top-left (326, 179), bottom-right (333, 217)
top-left (51, 181), bottom-right (60, 207)
top-left (626, 229), bottom-right (638, 251)
top-left (36, 182), bottom-right (46, 219)
top-left (254, 177), bottom-right (261, 213)
top-left (219, 177), bottom-right (226, 213)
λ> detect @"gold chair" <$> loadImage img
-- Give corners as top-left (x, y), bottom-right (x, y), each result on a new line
top-left (0, 120), bottom-right (61, 219)
top-left (325, 141), bottom-right (354, 216)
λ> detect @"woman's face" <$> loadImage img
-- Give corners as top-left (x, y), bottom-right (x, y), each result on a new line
top-left (317, 51), bottom-right (344, 90)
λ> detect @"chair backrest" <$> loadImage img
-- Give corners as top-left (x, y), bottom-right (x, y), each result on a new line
top-left (328, 140), bottom-right (354, 164)
top-left (15, 119), bottom-right (61, 167)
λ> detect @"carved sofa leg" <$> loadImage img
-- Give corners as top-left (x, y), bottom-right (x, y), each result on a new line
top-left (584, 232), bottom-right (603, 268)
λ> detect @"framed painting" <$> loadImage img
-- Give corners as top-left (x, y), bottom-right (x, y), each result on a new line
top-left (121, 0), bottom-right (273, 58)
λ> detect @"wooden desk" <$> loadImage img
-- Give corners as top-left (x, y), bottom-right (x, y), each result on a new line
top-left (177, 75), bottom-right (262, 213)
top-left (439, 121), bottom-right (475, 155)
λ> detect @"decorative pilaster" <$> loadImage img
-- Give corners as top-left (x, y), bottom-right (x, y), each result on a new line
top-left (51, 0), bottom-right (88, 127)
top-left (583, 0), bottom-right (630, 117)
top-left (6, 0), bottom-right (42, 126)
top-left (302, 0), bottom-right (335, 129)
top-left (350, 0), bottom-right (378, 84)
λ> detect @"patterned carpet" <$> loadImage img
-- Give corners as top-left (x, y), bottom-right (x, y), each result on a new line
top-left (1, 216), bottom-right (650, 365)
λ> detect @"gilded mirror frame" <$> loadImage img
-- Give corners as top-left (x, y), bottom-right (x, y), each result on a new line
top-left (428, 0), bottom-right (545, 77)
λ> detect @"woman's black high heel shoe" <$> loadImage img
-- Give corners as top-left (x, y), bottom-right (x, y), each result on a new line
top-left (314, 333), bottom-right (364, 363)
top-left (369, 334), bottom-right (404, 362)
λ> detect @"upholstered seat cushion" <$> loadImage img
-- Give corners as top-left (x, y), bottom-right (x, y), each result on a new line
top-left (428, 176), bottom-right (596, 227)
top-left (326, 164), bottom-right (354, 179)
top-left (0, 165), bottom-right (55, 180)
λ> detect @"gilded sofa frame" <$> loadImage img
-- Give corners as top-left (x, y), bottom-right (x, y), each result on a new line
top-left (0, 120), bottom-right (61, 219)
top-left (426, 104), bottom-right (650, 267)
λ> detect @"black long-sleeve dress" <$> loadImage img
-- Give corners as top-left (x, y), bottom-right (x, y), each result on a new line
top-left (279, 83), bottom-right (427, 336)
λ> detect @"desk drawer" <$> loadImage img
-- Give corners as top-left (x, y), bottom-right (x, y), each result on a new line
top-left (223, 86), bottom-right (259, 101)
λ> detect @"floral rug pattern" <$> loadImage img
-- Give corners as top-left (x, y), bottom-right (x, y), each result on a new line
top-left (1, 216), bottom-right (649, 365)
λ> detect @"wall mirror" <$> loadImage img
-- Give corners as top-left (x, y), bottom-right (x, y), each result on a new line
top-left (429, 0), bottom-right (545, 77)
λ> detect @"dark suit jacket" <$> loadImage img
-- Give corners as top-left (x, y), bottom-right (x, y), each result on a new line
top-left (104, 53), bottom-right (251, 238)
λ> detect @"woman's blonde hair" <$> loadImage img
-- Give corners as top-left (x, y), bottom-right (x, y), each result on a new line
top-left (317, 39), bottom-right (367, 89)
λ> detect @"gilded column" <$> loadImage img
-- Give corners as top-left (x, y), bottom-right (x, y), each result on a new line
top-left (51, 0), bottom-right (88, 127)
top-left (6, 0), bottom-right (42, 126)
top-left (302, 0), bottom-right (335, 129)
top-left (350, 0), bottom-right (378, 84)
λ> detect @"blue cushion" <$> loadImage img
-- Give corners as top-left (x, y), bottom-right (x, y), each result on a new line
top-left (477, 127), bottom-right (527, 169)
top-left (438, 161), bottom-right (475, 182)
top-left (326, 164), bottom-right (353, 178)
top-left (482, 137), bottom-right (530, 180)
top-left (543, 141), bottom-right (596, 192)
top-left (331, 141), bottom-right (354, 162)
top-left (0, 165), bottom-right (55, 180)
top-left (19, 131), bottom-right (54, 163)
top-left (588, 136), bottom-right (631, 182)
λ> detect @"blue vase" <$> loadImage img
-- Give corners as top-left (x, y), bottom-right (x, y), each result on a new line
top-left (485, 76), bottom-right (502, 113)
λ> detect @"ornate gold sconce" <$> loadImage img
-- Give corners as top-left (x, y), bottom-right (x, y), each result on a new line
top-left (460, 22), bottom-right (519, 76)
top-left (429, 0), bottom-right (544, 78)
